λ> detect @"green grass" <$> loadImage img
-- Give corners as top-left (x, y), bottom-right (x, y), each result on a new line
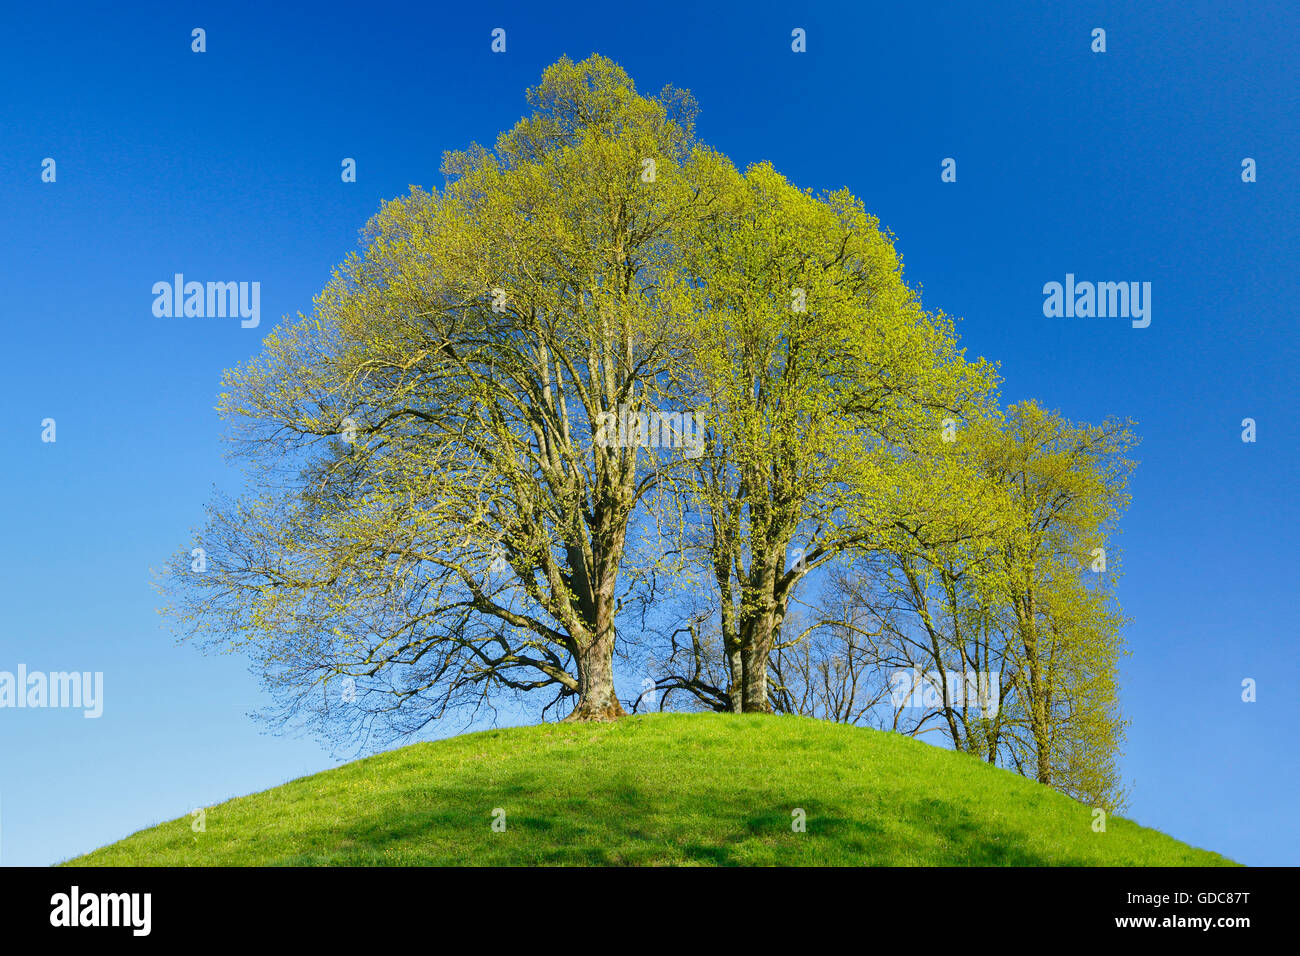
top-left (66, 713), bottom-right (1235, 866)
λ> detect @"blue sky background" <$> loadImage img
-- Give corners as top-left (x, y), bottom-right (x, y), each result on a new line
top-left (1, 0), bottom-right (1296, 867)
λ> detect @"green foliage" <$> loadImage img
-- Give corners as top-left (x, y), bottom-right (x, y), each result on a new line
top-left (162, 52), bottom-right (1141, 819)
top-left (783, 402), bottom-right (1137, 810)
top-left (164, 55), bottom-right (725, 731)
top-left (657, 160), bottom-right (997, 712)
top-left (979, 401), bottom-right (1138, 808)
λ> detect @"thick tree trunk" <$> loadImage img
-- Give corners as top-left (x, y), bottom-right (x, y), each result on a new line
top-left (738, 548), bottom-right (788, 713)
top-left (715, 554), bottom-right (744, 712)
top-left (565, 569), bottom-right (626, 721)
top-left (725, 643), bottom-right (744, 713)
top-left (723, 612), bottom-right (744, 713)
top-left (565, 627), bottom-right (625, 721)
top-left (741, 652), bottom-right (769, 712)
top-left (562, 483), bottom-right (629, 721)
top-left (740, 610), bottom-right (775, 713)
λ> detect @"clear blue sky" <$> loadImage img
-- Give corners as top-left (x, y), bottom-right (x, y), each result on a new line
top-left (1, 0), bottom-right (1296, 867)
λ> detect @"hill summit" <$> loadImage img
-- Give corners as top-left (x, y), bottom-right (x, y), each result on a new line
top-left (69, 713), bottom-right (1233, 866)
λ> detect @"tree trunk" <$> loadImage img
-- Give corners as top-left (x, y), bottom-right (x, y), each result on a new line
top-left (741, 610), bottom-right (775, 712)
top-left (563, 486), bottom-right (629, 721)
top-left (723, 619), bottom-right (744, 713)
top-left (735, 546), bottom-right (789, 713)
top-left (716, 550), bottom-right (744, 712)
top-left (725, 643), bottom-right (744, 712)
top-left (1020, 590), bottom-right (1052, 783)
top-left (566, 627), bottom-right (626, 721)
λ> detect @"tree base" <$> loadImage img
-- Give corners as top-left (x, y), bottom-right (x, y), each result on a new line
top-left (563, 698), bottom-right (628, 722)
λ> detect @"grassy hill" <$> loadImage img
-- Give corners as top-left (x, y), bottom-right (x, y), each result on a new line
top-left (67, 713), bottom-right (1235, 866)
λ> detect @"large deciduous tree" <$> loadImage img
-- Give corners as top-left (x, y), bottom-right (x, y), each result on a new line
top-left (164, 56), bottom-right (727, 733)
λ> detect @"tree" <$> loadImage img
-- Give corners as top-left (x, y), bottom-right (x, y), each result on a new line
top-left (653, 162), bottom-right (997, 713)
top-left (162, 56), bottom-right (727, 735)
top-left (784, 403), bottom-right (1136, 809)
top-left (160, 52), bottom-right (1136, 777)
top-left (979, 401), bottom-right (1135, 806)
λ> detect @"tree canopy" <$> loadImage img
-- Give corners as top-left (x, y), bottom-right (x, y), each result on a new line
top-left (163, 55), bottom-right (1139, 805)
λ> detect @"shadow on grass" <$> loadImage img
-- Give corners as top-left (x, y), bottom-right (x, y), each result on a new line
top-left (271, 770), bottom-right (1071, 866)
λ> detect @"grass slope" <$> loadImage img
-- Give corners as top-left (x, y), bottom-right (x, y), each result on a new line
top-left (68, 713), bottom-right (1235, 866)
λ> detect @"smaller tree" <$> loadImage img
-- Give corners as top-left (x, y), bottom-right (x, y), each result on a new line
top-left (778, 403), bottom-right (1137, 810)
top-left (984, 402), bottom-right (1136, 807)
